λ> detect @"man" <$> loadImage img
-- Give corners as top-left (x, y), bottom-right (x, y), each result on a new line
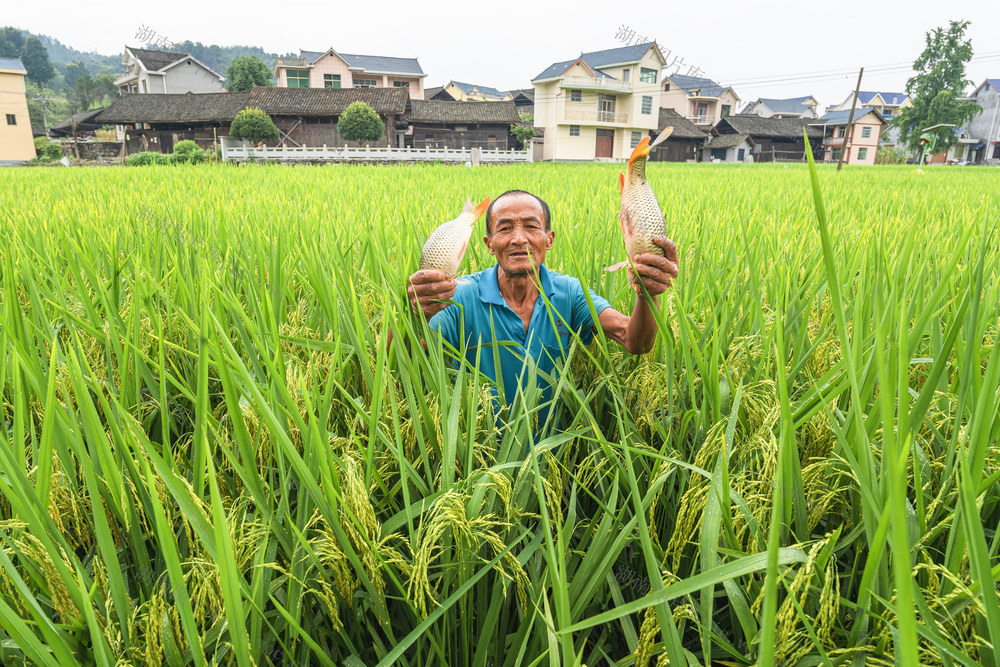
top-left (406, 189), bottom-right (678, 428)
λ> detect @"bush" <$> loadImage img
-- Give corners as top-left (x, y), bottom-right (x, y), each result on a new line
top-left (34, 136), bottom-right (62, 161)
top-left (875, 145), bottom-right (908, 165)
top-left (171, 140), bottom-right (206, 164)
top-left (337, 101), bottom-right (384, 145)
top-left (229, 107), bottom-right (279, 143)
top-left (125, 151), bottom-right (173, 166)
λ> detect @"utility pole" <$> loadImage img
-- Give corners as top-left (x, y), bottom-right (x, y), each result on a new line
top-left (34, 93), bottom-right (51, 138)
top-left (837, 67), bottom-right (864, 172)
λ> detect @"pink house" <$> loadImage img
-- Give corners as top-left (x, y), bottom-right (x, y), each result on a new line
top-left (274, 49), bottom-right (426, 100)
top-left (812, 107), bottom-right (884, 165)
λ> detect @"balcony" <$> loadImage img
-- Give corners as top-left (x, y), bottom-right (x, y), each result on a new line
top-left (114, 72), bottom-right (137, 86)
top-left (687, 115), bottom-right (709, 125)
top-left (565, 109), bottom-right (629, 124)
top-left (559, 76), bottom-right (633, 94)
top-left (275, 57), bottom-right (311, 69)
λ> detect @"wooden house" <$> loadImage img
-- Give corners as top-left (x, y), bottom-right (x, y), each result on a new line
top-left (404, 100), bottom-right (521, 149)
top-left (712, 114), bottom-right (823, 162)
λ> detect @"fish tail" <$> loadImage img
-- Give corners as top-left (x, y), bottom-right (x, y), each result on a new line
top-left (650, 126), bottom-right (674, 148)
top-left (472, 196), bottom-right (491, 220)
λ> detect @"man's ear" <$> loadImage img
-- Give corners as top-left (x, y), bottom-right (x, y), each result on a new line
top-left (484, 235), bottom-right (493, 253)
top-left (547, 230), bottom-right (555, 249)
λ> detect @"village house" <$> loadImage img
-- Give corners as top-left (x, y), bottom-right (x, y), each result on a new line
top-left (927, 127), bottom-right (979, 164)
top-left (828, 91), bottom-right (909, 149)
top-left (405, 100), bottom-right (520, 149)
top-left (434, 81), bottom-right (512, 102)
top-left (711, 114), bottom-right (822, 162)
top-left (661, 74), bottom-right (740, 129)
top-left (425, 86), bottom-right (454, 101)
top-left (532, 42), bottom-right (666, 161)
top-left (94, 86), bottom-right (409, 153)
top-left (648, 108), bottom-right (708, 162)
top-left (509, 89), bottom-right (535, 115)
top-left (703, 133), bottom-right (755, 163)
top-left (115, 47), bottom-right (225, 95)
top-left (273, 49), bottom-right (425, 100)
top-left (741, 96), bottom-right (819, 119)
top-left (0, 58), bottom-right (36, 161)
top-left (965, 78), bottom-right (1000, 165)
top-left (812, 107), bottom-right (884, 165)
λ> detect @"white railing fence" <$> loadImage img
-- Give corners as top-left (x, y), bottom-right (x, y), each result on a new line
top-left (220, 137), bottom-right (531, 163)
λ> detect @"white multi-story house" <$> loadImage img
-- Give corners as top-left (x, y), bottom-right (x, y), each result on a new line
top-left (965, 78), bottom-right (1000, 165)
top-left (661, 74), bottom-right (741, 129)
top-left (274, 49), bottom-right (426, 100)
top-left (532, 42), bottom-right (666, 161)
top-left (115, 47), bottom-right (225, 94)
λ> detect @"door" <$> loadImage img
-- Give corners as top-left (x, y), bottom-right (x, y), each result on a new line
top-left (595, 129), bottom-right (614, 158)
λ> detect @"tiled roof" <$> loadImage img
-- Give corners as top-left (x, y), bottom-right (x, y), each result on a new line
top-left (450, 81), bottom-right (507, 98)
top-left (706, 133), bottom-right (752, 149)
top-left (756, 96), bottom-right (815, 114)
top-left (127, 47), bottom-right (188, 72)
top-left (817, 107), bottom-right (883, 125)
top-left (407, 100), bottom-right (520, 123)
top-left (246, 86), bottom-right (408, 115)
top-left (657, 108), bottom-right (709, 140)
top-left (50, 107), bottom-right (108, 134)
top-left (300, 49), bottom-right (424, 76)
top-left (533, 42), bottom-right (658, 81)
top-left (509, 88), bottom-right (534, 102)
top-left (94, 92), bottom-right (250, 123)
top-left (667, 74), bottom-right (729, 98)
top-left (0, 57), bottom-right (26, 73)
top-left (986, 79), bottom-right (1000, 92)
top-left (857, 91), bottom-right (907, 106)
top-left (717, 114), bottom-right (823, 138)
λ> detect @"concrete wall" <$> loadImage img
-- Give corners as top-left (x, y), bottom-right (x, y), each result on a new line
top-left (968, 82), bottom-right (1000, 164)
top-left (162, 60), bottom-right (224, 93)
top-left (61, 142), bottom-right (124, 160)
top-left (0, 69), bottom-right (35, 160)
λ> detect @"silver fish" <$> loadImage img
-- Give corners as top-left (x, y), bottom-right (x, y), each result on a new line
top-left (419, 197), bottom-right (491, 276)
top-left (606, 126), bottom-right (673, 271)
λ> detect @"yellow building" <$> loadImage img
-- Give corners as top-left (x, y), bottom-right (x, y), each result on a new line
top-left (532, 42), bottom-right (666, 161)
top-left (0, 58), bottom-right (36, 161)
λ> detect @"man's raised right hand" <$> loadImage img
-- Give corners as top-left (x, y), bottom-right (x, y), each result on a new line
top-left (407, 269), bottom-right (456, 319)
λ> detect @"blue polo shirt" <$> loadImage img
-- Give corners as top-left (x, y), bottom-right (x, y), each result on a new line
top-left (428, 264), bottom-right (612, 426)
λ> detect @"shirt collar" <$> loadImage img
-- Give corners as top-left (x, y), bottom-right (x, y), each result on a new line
top-left (479, 263), bottom-right (554, 306)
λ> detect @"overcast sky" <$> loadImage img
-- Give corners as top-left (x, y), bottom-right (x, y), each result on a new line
top-left (8, 0), bottom-right (999, 110)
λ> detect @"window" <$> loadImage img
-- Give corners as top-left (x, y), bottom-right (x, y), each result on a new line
top-left (882, 109), bottom-right (893, 118)
top-left (857, 147), bottom-right (868, 160)
top-left (631, 130), bottom-right (641, 147)
top-left (141, 80), bottom-right (147, 93)
top-left (287, 70), bottom-right (310, 88)
top-left (570, 89), bottom-right (581, 102)
top-left (861, 126), bottom-right (872, 139)
top-left (393, 81), bottom-right (409, 88)
top-left (622, 69), bottom-right (630, 82)
top-left (5, 114), bottom-right (15, 125)
top-left (737, 148), bottom-right (745, 161)
top-left (721, 104), bottom-right (731, 118)
top-left (663, 82), bottom-right (670, 91)
top-left (831, 148), bottom-right (842, 161)
top-left (598, 94), bottom-right (616, 122)
top-left (641, 95), bottom-right (652, 114)
top-left (711, 148), bottom-right (727, 161)
top-left (640, 67), bottom-right (657, 83)
top-left (324, 74), bottom-right (341, 89)
top-left (569, 125), bottom-right (580, 137)
top-left (836, 127), bottom-right (845, 138)
top-left (355, 78), bottom-right (378, 87)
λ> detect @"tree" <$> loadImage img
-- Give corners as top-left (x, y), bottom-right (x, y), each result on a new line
top-left (95, 73), bottom-right (119, 103)
top-left (63, 61), bottom-right (89, 89)
top-left (225, 55), bottom-right (273, 92)
top-left (337, 101), bottom-right (384, 146)
top-left (20, 36), bottom-right (54, 84)
top-left (0, 27), bottom-right (24, 58)
top-left (229, 107), bottom-right (279, 143)
top-left (511, 113), bottom-right (535, 150)
top-left (68, 72), bottom-right (99, 113)
top-left (893, 20), bottom-right (979, 154)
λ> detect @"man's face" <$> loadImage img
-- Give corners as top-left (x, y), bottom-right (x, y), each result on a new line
top-left (485, 193), bottom-right (555, 277)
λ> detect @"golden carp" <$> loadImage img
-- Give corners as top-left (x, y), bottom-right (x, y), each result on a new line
top-left (606, 126), bottom-right (673, 272)
top-left (419, 197), bottom-right (491, 276)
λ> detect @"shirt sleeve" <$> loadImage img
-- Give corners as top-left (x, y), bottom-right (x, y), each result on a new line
top-left (571, 280), bottom-right (612, 345)
top-left (428, 303), bottom-right (461, 350)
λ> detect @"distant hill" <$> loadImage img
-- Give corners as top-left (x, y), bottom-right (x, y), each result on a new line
top-left (15, 28), bottom-right (287, 81)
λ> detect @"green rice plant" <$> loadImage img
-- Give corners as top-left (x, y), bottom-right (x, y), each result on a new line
top-left (0, 161), bottom-right (997, 665)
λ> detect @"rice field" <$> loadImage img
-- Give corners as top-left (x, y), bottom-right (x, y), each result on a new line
top-left (0, 160), bottom-right (998, 666)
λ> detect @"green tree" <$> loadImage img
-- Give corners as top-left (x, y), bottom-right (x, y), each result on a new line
top-left (229, 107), bottom-right (279, 143)
top-left (95, 73), bottom-right (119, 104)
top-left (63, 61), bottom-right (89, 89)
top-left (893, 20), bottom-right (979, 154)
top-left (0, 27), bottom-right (24, 58)
top-left (68, 72), bottom-right (99, 113)
top-left (511, 112), bottom-right (535, 149)
top-left (225, 55), bottom-right (273, 92)
top-left (20, 36), bottom-right (54, 84)
top-left (337, 101), bottom-right (385, 146)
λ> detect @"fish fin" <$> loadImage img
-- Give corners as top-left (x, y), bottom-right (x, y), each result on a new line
top-left (460, 197), bottom-right (474, 214)
top-left (650, 126), bottom-right (674, 148)
top-left (618, 171), bottom-right (624, 194)
top-left (627, 136), bottom-right (652, 165)
top-left (471, 196), bottom-right (491, 220)
top-left (604, 260), bottom-right (629, 272)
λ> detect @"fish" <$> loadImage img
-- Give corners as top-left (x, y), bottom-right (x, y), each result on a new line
top-left (605, 126), bottom-right (673, 272)
top-left (419, 196), bottom-right (491, 277)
